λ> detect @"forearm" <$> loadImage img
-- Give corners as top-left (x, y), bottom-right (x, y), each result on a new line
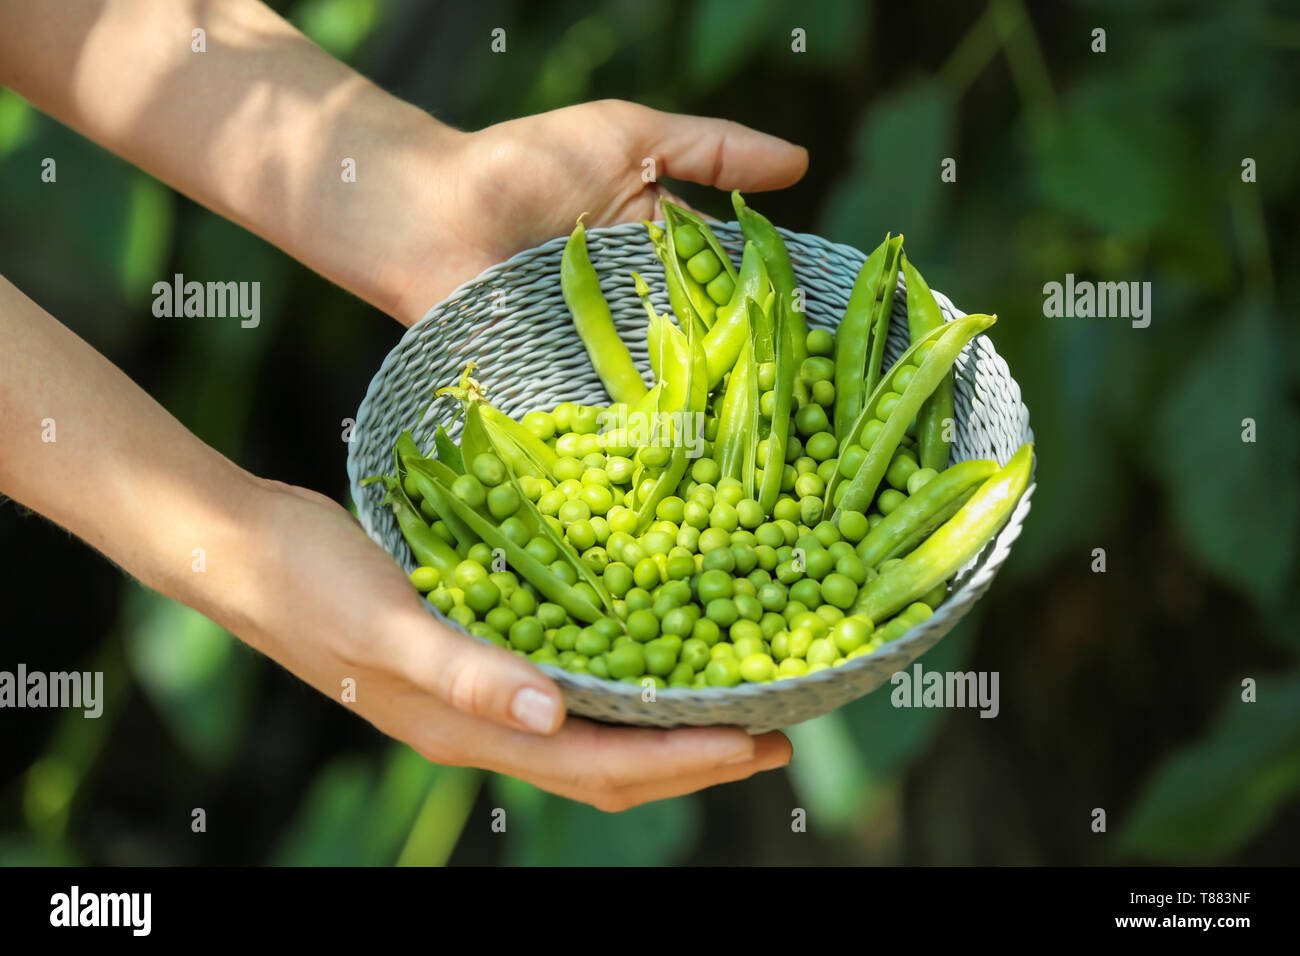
top-left (0, 274), bottom-right (268, 629)
top-left (0, 0), bottom-right (463, 319)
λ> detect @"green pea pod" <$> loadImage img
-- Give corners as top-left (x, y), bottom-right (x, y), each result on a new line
top-left (662, 199), bottom-right (737, 330)
top-left (459, 401), bottom-right (494, 470)
top-left (715, 326), bottom-right (756, 481)
top-left (732, 191), bottom-right (808, 390)
top-left (864, 236), bottom-right (903, 399)
top-left (479, 403), bottom-right (558, 478)
top-left (855, 443), bottom-right (1034, 624)
top-left (396, 430), bottom-right (423, 465)
top-left (364, 473), bottom-right (460, 578)
top-left (561, 218), bottom-right (649, 405)
top-left (644, 221), bottom-right (699, 337)
top-left (705, 241), bottom-right (770, 388)
top-left (901, 252), bottom-right (956, 471)
top-left (433, 425), bottom-right (464, 473)
top-left (419, 472), bottom-right (606, 624)
top-left (402, 457), bottom-right (480, 553)
top-left (757, 296), bottom-right (796, 514)
top-left (834, 234), bottom-right (902, 442)
top-left (855, 458), bottom-right (998, 567)
top-left (633, 273), bottom-right (665, 381)
top-left (831, 313), bottom-right (997, 517)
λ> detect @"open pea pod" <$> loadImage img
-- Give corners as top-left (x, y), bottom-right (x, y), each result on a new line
top-left (402, 456), bottom-right (482, 553)
top-left (834, 233), bottom-right (903, 442)
top-left (715, 330), bottom-right (757, 482)
top-left (661, 199), bottom-right (738, 330)
top-left (829, 312), bottom-right (997, 518)
top-left (705, 241), bottom-right (771, 389)
top-left (438, 363), bottom-right (558, 480)
top-left (432, 425), bottom-right (464, 473)
top-left (855, 458), bottom-right (998, 567)
top-left (362, 470), bottom-right (460, 578)
top-left (732, 191), bottom-right (808, 398)
top-left (757, 296), bottom-right (796, 514)
top-left (854, 442), bottom-right (1033, 623)
top-left (902, 251), bottom-right (956, 471)
top-left (644, 220), bottom-right (704, 338)
top-left (418, 472), bottom-right (607, 625)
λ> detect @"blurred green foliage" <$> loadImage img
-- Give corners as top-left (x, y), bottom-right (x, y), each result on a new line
top-left (2, 0), bottom-right (1297, 865)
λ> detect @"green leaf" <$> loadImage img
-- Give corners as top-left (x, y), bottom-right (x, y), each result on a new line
top-left (1118, 673), bottom-right (1300, 862)
top-left (122, 590), bottom-right (258, 769)
top-left (1150, 305), bottom-right (1299, 604)
top-left (818, 82), bottom-right (954, 254)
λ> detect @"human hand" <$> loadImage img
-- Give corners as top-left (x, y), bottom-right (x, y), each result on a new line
top-left (231, 477), bottom-right (792, 811)
top-left (383, 99), bottom-right (809, 324)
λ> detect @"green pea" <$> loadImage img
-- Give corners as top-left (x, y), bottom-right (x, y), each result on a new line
top-left (470, 452), bottom-right (506, 487)
top-left (428, 587), bottom-right (455, 614)
top-left (641, 530), bottom-right (675, 556)
top-left (692, 617), bottom-right (721, 646)
top-left (794, 404), bottom-right (829, 438)
top-left (667, 662), bottom-right (696, 687)
top-left (680, 637), bottom-right (711, 671)
top-left (739, 653), bottom-right (777, 683)
top-left (624, 587), bottom-right (653, 613)
top-left (696, 569), bottom-right (734, 603)
top-left (789, 577), bottom-right (821, 608)
top-left (644, 638), bottom-right (680, 677)
top-left (587, 654), bottom-right (610, 679)
top-left (877, 488), bottom-right (907, 515)
top-left (705, 657), bottom-right (742, 687)
top-left (770, 631), bottom-right (791, 661)
top-left (463, 577), bottom-right (500, 615)
top-left (625, 608), bottom-right (658, 643)
top-left (553, 457), bottom-right (584, 482)
top-left (858, 418), bottom-right (886, 448)
top-left (820, 572), bottom-right (858, 609)
top-left (812, 380), bottom-right (836, 407)
top-left (757, 361), bottom-right (777, 391)
top-left (709, 501), bottom-right (739, 532)
top-left (469, 623), bottom-right (502, 644)
top-left (800, 356), bottom-right (835, 384)
top-left (664, 552), bottom-right (693, 580)
top-left (574, 629), bottom-right (610, 657)
top-left (907, 466), bottom-right (940, 495)
top-left (731, 543), bottom-right (758, 575)
top-left (521, 410), bottom-right (557, 441)
top-left (409, 566), bottom-right (440, 592)
top-left (806, 327), bottom-right (834, 357)
top-left (806, 637), bottom-right (838, 667)
top-left (485, 605), bottom-right (518, 634)
top-left (673, 223), bottom-right (706, 258)
top-left (885, 451), bottom-right (919, 492)
top-left (508, 616), bottom-right (544, 652)
top-left (802, 548), bottom-right (833, 580)
top-left (705, 598), bottom-right (738, 627)
top-left (832, 616), bottom-right (873, 654)
top-left (732, 498), bottom-right (762, 530)
top-left (507, 587), bottom-right (537, 618)
top-left (837, 510), bottom-right (869, 544)
top-left (706, 271), bottom-right (734, 305)
top-left (733, 593), bottom-right (763, 623)
top-left (876, 392), bottom-right (901, 420)
top-left (758, 582), bottom-right (788, 612)
top-left (607, 644), bottom-right (646, 679)
top-left (633, 557), bottom-right (660, 590)
top-left (700, 546), bottom-right (736, 574)
top-left (921, 581), bottom-right (948, 608)
top-left (778, 658), bottom-right (809, 679)
top-left (554, 623), bottom-right (581, 651)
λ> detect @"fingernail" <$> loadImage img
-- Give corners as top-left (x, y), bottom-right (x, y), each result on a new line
top-left (510, 687), bottom-right (561, 733)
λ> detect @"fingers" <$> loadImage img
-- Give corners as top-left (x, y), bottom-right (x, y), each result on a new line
top-left (384, 607), bottom-right (567, 735)
top-left (626, 103), bottom-right (809, 192)
top-left (510, 730), bottom-right (792, 811)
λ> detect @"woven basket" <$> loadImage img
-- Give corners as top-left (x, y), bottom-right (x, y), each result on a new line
top-left (347, 221), bottom-right (1034, 734)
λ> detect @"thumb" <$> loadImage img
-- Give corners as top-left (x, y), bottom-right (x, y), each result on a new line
top-left (630, 104), bottom-right (809, 192)
top-left (387, 607), bottom-right (567, 734)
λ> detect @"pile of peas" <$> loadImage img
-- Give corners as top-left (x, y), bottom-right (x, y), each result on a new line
top-left (407, 325), bottom-right (949, 691)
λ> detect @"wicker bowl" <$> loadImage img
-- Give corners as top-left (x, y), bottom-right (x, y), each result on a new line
top-left (347, 221), bottom-right (1034, 734)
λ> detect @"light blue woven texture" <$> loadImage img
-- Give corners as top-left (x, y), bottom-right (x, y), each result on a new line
top-left (347, 222), bottom-right (1034, 734)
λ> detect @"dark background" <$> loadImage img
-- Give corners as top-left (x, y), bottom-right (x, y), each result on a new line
top-left (2, 0), bottom-right (1297, 865)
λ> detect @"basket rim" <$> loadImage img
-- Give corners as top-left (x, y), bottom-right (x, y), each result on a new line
top-left (347, 220), bottom-right (1034, 708)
